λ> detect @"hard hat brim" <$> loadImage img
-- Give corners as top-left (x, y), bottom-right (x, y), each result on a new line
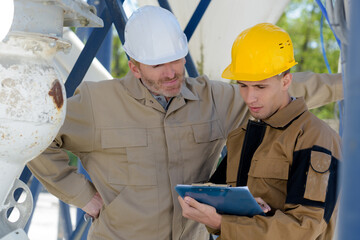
top-left (222, 61), bottom-right (298, 81)
top-left (124, 45), bottom-right (188, 66)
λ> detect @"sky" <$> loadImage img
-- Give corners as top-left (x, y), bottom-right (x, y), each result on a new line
top-left (123, 0), bottom-right (138, 18)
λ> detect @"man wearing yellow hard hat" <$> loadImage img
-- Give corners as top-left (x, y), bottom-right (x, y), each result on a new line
top-left (179, 23), bottom-right (341, 240)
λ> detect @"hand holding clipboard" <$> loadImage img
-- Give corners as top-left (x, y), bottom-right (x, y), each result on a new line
top-left (175, 184), bottom-right (267, 217)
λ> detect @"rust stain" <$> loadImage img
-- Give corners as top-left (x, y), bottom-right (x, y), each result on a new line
top-left (28, 141), bottom-right (39, 149)
top-left (48, 79), bottom-right (64, 110)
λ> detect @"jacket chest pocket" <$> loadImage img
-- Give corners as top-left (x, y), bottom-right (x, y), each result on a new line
top-left (192, 120), bottom-right (224, 143)
top-left (183, 120), bottom-right (225, 183)
top-left (247, 158), bottom-right (290, 208)
top-left (101, 128), bottom-right (157, 186)
top-left (249, 158), bottom-right (289, 180)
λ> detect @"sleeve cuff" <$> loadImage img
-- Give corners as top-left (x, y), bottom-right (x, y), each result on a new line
top-left (68, 180), bottom-right (97, 208)
top-left (206, 225), bottom-right (221, 235)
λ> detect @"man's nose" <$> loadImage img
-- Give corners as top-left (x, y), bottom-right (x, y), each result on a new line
top-left (163, 63), bottom-right (176, 79)
top-left (246, 88), bottom-right (258, 104)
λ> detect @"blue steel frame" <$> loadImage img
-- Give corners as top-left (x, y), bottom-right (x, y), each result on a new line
top-left (338, 0), bottom-right (360, 239)
top-left (76, 0), bottom-right (113, 72)
top-left (20, 0), bottom-right (212, 239)
top-left (65, 6), bottom-right (114, 97)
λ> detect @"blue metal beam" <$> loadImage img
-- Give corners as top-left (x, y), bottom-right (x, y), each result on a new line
top-left (59, 201), bottom-right (73, 239)
top-left (65, 7), bottom-right (113, 97)
top-left (104, 0), bottom-right (128, 44)
top-left (338, 0), bottom-right (360, 239)
top-left (184, 0), bottom-right (211, 41)
top-left (78, 0), bottom-right (113, 72)
top-left (24, 178), bottom-right (42, 233)
top-left (158, 0), bottom-right (173, 12)
top-left (74, 160), bottom-right (92, 240)
top-left (70, 216), bottom-right (91, 240)
top-left (184, 51), bottom-right (200, 77)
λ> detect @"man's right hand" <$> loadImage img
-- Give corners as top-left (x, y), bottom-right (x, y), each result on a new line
top-left (82, 192), bottom-right (104, 218)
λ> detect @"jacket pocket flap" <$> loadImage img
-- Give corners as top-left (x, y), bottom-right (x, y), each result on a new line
top-left (192, 120), bottom-right (224, 143)
top-left (310, 151), bottom-right (331, 173)
top-left (304, 150), bottom-right (332, 202)
top-left (101, 128), bottom-right (147, 148)
top-left (249, 158), bottom-right (289, 180)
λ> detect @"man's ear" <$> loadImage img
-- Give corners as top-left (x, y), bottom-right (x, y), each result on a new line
top-left (128, 60), bottom-right (141, 79)
top-left (282, 73), bottom-right (292, 91)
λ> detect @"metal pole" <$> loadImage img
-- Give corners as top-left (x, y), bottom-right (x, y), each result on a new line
top-left (70, 217), bottom-right (91, 240)
top-left (74, 160), bottom-right (92, 240)
top-left (59, 201), bottom-right (73, 240)
top-left (24, 178), bottom-right (42, 233)
top-left (338, 0), bottom-right (360, 239)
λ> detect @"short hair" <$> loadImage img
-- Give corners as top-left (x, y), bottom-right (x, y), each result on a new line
top-left (277, 69), bottom-right (291, 79)
top-left (130, 58), bottom-right (140, 68)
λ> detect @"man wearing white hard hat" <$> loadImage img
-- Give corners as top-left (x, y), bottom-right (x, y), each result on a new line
top-left (28, 6), bottom-right (343, 240)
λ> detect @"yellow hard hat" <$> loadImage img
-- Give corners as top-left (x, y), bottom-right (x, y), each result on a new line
top-left (222, 23), bottom-right (297, 81)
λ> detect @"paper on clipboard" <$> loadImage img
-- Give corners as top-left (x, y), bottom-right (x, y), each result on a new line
top-left (175, 184), bottom-right (265, 217)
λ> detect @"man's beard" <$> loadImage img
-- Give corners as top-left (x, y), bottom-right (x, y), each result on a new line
top-left (141, 71), bottom-right (185, 98)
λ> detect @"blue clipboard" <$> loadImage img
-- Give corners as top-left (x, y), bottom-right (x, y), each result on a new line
top-left (175, 184), bottom-right (265, 217)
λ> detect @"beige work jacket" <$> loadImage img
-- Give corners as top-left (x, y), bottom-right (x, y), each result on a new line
top-left (28, 72), bottom-right (342, 240)
top-left (218, 98), bottom-right (341, 240)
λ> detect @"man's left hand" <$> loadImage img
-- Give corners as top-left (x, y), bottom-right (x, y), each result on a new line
top-left (82, 192), bottom-right (104, 219)
top-left (178, 196), bottom-right (222, 230)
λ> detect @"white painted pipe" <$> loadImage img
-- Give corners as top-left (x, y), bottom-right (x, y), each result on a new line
top-left (0, 34), bottom-right (67, 207)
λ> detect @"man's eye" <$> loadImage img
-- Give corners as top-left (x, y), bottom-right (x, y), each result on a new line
top-left (257, 85), bottom-right (265, 89)
top-left (239, 84), bottom-right (247, 88)
top-left (152, 64), bottom-right (164, 68)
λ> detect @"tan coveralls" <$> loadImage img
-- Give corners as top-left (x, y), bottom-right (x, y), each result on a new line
top-left (28, 72), bottom-right (342, 239)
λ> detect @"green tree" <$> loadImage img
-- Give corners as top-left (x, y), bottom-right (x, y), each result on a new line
top-left (111, 33), bottom-right (129, 79)
top-left (277, 0), bottom-right (341, 119)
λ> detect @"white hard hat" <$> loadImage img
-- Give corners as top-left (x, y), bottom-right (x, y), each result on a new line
top-left (123, 5), bottom-right (188, 65)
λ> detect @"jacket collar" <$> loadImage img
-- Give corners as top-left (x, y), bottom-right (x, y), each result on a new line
top-left (122, 71), bottom-right (198, 101)
top-left (262, 97), bottom-right (308, 128)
